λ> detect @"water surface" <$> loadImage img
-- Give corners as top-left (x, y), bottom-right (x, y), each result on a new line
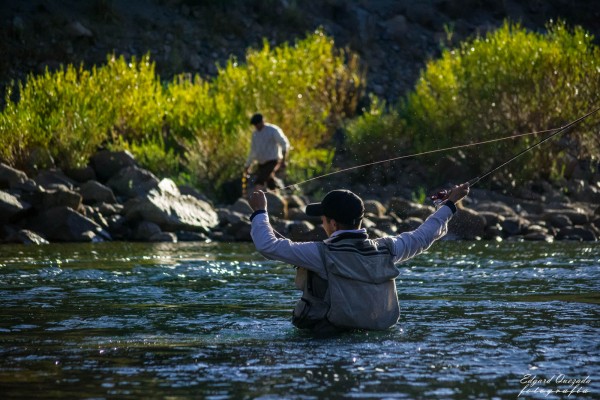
top-left (0, 241), bottom-right (598, 399)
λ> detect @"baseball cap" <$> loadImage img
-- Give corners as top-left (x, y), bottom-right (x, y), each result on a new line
top-left (305, 189), bottom-right (364, 225)
top-left (250, 113), bottom-right (263, 125)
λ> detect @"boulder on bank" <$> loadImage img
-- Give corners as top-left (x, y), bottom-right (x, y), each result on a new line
top-left (124, 188), bottom-right (219, 233)
top-left (79, 180), bottom-right (117, 204)
top-left (448, 207), bottom-right (487, 240)
top-left (106, 166), bottom-right (160, 199)
top-left (0, 190), bottom-right (31, 223)
top-left (27, 206), bottom-right (111, 242)
top-left (90, 150), bottom-right (137, 182)
top-left (6, 229), bottom-right (50, 245)
top-left (0, 163), bottom-right (35, 190)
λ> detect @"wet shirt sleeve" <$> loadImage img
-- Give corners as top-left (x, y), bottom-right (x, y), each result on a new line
top-left (250, 212), bottom-right (326, 278)
top-left (388, 204), bottom-right (454, 263)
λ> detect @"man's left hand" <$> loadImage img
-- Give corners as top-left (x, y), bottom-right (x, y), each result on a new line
top-left (249, 190), bottom-right (267, 211)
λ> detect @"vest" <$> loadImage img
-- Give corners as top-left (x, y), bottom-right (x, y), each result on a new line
top-left (292, 233), bottom-right (400, 331)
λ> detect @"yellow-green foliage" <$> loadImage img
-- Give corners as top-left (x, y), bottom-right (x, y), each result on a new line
top-left (346, 94), bottom-right (406, 162)
top-left (403, 20), bottom-right (600, 180)
top-left (0, 31), bottom-right (364, 195)
top-left (0, 54), bottom-right (164, 169)
top-left (168, 29), bottom-right (364, 190)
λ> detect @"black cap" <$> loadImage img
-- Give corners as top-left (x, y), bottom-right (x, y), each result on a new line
top-left (250, 113), bottom-right (263, 125)
top-left (305, 189), bottom-right (364, 225)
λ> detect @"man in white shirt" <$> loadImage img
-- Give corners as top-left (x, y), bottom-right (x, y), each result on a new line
top-left (244, 113), bottom-right (291, 191)
top-left (248, 183), bottom-right (470, 334)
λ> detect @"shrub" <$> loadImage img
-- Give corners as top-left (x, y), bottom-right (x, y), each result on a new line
top-left (168, 29), bottom-right (365, 195)
top-left (0, 31), bottom-right (364, 199)
top-left (402, 20), bottom-right (600, 181)
top-left (0, 54), bottom-right (165, 170)
top-left (345, 94), bottom-right (407, 163)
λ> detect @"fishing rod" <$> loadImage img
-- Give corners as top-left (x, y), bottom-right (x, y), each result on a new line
top-left (430, 106), bottom-right (600, 205)
top-left (280, 127), bottom-right (559, 192)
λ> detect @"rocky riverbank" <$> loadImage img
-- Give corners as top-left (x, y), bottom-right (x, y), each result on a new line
top-left (1, 150), bottom-right (598, 245)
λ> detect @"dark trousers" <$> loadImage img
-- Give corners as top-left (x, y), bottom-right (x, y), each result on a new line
top-left (254, 160), bottom-right (281, 190)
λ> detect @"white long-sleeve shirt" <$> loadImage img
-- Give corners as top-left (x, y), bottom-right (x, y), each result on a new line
top-left (250, 204), bottom-right (455, 279)
top-left (245, 123), bottom-right (290, 167)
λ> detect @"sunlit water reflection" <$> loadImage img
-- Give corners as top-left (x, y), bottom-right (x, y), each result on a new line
top-left (0, 241), bottom-right (598, 399)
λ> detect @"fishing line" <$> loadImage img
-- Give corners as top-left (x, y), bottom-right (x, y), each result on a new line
top-left (281, 108), bottom-right (600, 191)
top-left (430, 106), bottom-right (600, 203)
top-left (281, 127), bottom-right (557, 191)
top-left (466, 106), bottom-right (600, 187)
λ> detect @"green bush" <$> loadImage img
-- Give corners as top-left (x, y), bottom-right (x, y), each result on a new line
top-left (403, 20), bottom-right (600, 181)
top-left (345, 94), bottom-right (406, 162)
top-left (0, 54), bottom-right (165, 169)
top-left (167, 29), bottom-right (364, 194)
top-left (0, 31), bottom-right (364, 199)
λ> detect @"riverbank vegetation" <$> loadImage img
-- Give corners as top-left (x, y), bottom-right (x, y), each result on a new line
top-left (1, 21), bottom-right (598, 200)
top-left (0, 30), bottom-right (363, 198)
top-left (348, 20), bottom-right (600, 184)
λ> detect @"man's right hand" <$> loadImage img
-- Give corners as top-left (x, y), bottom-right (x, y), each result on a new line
top-left (447, 182), bottom-right (470, 204)
top-left (249, 190), bottom-right (267, 211)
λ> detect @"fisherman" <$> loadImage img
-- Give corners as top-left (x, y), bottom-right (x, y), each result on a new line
top-left (244, 113), bottom-right (291, 191)
top-left (248, 183), bottom-right (470, 334)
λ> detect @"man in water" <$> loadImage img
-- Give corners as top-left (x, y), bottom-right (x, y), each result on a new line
top-left (248, 183), bottom-right (470, 334)
top-left (244, 113), bottom-right (290, 191)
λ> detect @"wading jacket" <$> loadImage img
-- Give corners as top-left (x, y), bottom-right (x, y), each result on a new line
top-left (250, 202), bottom-right (456, 331)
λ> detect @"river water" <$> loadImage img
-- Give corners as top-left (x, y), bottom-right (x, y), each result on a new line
top-left (0, 241), bottom-right (598, 399)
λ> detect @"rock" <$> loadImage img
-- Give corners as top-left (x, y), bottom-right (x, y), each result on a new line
top-left (383, 14), bottom-right (408, 41)
top-left (7, 229), bottom-right (49, 245)
top-left (106, 214), bottom-right (129, 239)
top-left (524, 232), bottom-right (554, 242)
top-left (34, 169), bottom-right (77, 190)
top-left (543, 212), bottom-right (572, 229)
top-left (106, 166), bottom-right (160, 199)
top-left (157, 178), bottom-right (180, 196)
top-left (397, 217), bottom-right (423, 233)
top-left (90, 150), bottom-right (137, 182)
top-left (478, 211), bottom-right (505, 226)
top-left (40, 187), bottom-right (82, 210)
top-left (230, 198), bottom-right (253, 214)
top-left (300, 226), bottom-right (328, 241)
top-left (64, 165), bottom-right (97, 183)
top-left (388, 198), bottom-right (434, 220)
top-left (66, 21), bottom-right (93, 38)
top-left (217, 208), bottom-right (246, 225)
top-left (483, 224), bottom-right (504, 240)
top-left (124, 189), bottom-right (219, 232)
top-left (287, 220), bottom-right (316, 241)
top-left (149, 231), bottom-right (177, 242)
top-left (364, 199), bottom-right (386, 218)
top-left (0, 190), bottom-right (31, 223)
top-left (134, 221), bottom-right (162, 241)
top-left (501, 217), bottom-right (524, 236)
top-left (285, 194), bottom-right (306, 210)
top-left (28, 206), bottom-right (111, 242)
top-left (265, 191), bottom-right (287, 219)
top-left (79, 180), bottom-right (117, 204)
top-left (82, 205), bottom-right (109, 229)
top-left (0, 163), bottom-right (29, 189)
top-left (470, 201), bottom-right (518, 217)
top-left (176, 231), bottom-right (209, 242)
top-left (557, 226), bottom-right (597, 241)
top-left (225, 220), bottom-right (252, 241)
top-left (98, 202), bottom-right (124, 216)
top-left (179, 185), bottom-right (212, 205)
top-left (376, 220), bottom-right (398, 236)
top-left (448, 208), bottom-right (487, 240)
